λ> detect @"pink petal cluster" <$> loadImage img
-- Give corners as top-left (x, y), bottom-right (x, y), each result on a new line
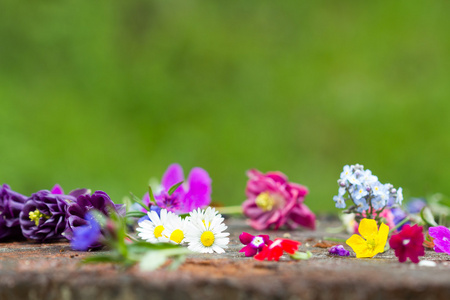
top-left (242, 169), bottom-right (315, 230)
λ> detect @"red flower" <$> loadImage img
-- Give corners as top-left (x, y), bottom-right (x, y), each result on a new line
top-left (254, 238), bottom-right (301, 261)
top-left (389, 224), bottom-right (425, 263)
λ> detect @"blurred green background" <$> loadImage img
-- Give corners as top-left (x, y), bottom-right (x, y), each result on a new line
top-left (1, 1), bottom-right (450, 213)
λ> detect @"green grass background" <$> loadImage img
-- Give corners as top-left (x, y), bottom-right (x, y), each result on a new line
top-left (1, 1), bottom-right (450, 213)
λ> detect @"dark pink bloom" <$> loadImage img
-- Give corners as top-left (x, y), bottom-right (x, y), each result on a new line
top-left (254, 238), bottom-right (302, 261)
top-left (428, 226), bottom-right (450, 255)
top-left (239, 232), bottom-right (271, 257)
top-left (143, 164), bottom-right (212, 214)
top-left (389, 224), bottom-right (425, 263)
top-left (242, 169), bottom-right (315, 230)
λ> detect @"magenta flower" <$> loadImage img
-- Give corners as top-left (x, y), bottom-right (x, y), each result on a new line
top-left (242, 169), bottom-right (315, 230)
top-left (428, 226), bottom-right (450, 255)
top-left (143, 164), bottom-right (212, 214)
top-left (239, 232), bottom-right (272, 257)
top-left (389, 224), bottom-right (425, 263)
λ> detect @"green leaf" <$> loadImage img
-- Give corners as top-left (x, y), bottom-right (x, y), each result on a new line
top-left (148, 185), bottom-right (156, 203)
top-left (139, 251), bottom-right (168, 271)
top-left (128, 241), bottom-right (181, 254)
top-left (129, 192), bottom-right (150, 212)
top-left (168, 181), bottom-right (183, 195)
top-left (168, 254), bottom-right (187, 270)
top-left (82, 254), bottom-right (124, 264)
top-left (126, 211), bottom-right (147, 218)
top-left (290, 251), bottom-right (313, 260)
top-left (421, 207), bottom-right (438, 227)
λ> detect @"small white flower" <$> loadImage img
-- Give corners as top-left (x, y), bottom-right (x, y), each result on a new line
top-left (340, 213), bottom-right (357, 234)
top-left (184, 208), bottom-right (229, 253)
top-left (161, 214), bottom-right (188, 244)
top-left (136, 209), bottom-right (174, 243)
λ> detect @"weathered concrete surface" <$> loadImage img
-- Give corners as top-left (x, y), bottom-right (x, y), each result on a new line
top-left (0, 217), bottom-right (450, 300)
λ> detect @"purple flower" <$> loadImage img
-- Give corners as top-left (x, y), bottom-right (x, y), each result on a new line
top-left (391, 208), bottom-right (410, 231)
top-left (143, 164), bottom-right (212, 214)
top-left (71, 212), bottom-right (102, 251)
top-left (64, 191), bottom-right (125, 249)
top-left (428, 226), bottom-right (450, 255)
top-left (0, 184), bottom-right (28, 240)
top-left (242, 169), bottom-right (315, 230)
top-left (239, 232), bottom-right (272, 257)
top-left (407, 198), bottom-right (427, 214)
top-left (329, 245), bottom-right (350, 256)
top-left (20, 190), bottom-right (76, 242)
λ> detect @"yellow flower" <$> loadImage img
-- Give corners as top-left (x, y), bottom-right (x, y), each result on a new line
top-left (346, 218), bottom-right (389, 258)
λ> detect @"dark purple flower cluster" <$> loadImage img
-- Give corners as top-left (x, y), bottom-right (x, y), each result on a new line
top-left (1, 184), bottom-right (124, 249)
top-left (0, 184), bottom-right (28, 240)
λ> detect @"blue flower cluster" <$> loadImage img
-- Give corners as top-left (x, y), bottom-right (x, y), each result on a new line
top-left (334, 164), bottom-right (403, 213)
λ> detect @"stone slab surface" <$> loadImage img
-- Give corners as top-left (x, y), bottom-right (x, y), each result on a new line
top-left (0, 217), bottom-right (449, 300)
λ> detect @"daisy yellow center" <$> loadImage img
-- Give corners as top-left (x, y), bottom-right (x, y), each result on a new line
top-left (170, 229), bottom-right (184, 244)
top-left (200, 231), bottom-right (215, 247)
top-left (154, 225), bottom-right (164, 238)
top-left (255, 192), bottom-right (275, 211)
top-left (29, 209), bottom-right (50, 226)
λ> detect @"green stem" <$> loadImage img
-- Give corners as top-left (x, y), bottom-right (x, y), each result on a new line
top-left (389, 217), bottom-right (409, 234)
top-left (126, 234), bottom-right (139, 243)
top-left (215, 205), bottom-right (243, 215)
top-left (323, 237), bottom-right (347, 243)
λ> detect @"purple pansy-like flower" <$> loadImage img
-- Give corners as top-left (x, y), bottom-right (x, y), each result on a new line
top-left (242, 169), bottom-right (315, 230)
top-left (329, 245), bottom-right (350, 256)
top-left (428, 226), bottom-right (450, 255)
top-left (20, 188), bottom-right (77, 242)
top-left (142, 164), bottom-right (212, 214)
top-left (71, 212), bottom-right (102, 251)
top-left (0, 184), bottom-right (28, 240)
top-left (64, 190), bottom-right (125, 249)
top-left (239, 232), bottom-right (272, 257)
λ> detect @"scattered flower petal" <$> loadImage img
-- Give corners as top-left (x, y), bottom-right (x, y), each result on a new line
top-left (329, 245), bottom-right (350, 256)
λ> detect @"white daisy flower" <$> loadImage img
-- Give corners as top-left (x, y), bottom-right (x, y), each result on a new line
top-left (184, 208), bottom-right (229, 253)
top-left (161, 214), bottom-right (188, 244)
top-left (186, 206), bottom-right (223, 226)
top-left (136, 209), bottom-right (174, 243)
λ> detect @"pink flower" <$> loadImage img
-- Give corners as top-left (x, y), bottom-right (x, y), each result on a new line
top-left (242, 169), bottom-right (315, 230)
top-left (239, 232), bottom-right (272, 257)
top-left (254, 238), bottom-right (302, 261)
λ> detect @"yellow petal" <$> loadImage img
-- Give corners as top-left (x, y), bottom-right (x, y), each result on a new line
top-left (374, 222), bottom-right (389, 254)
top-left (358, 219), bottom-right (378, 240)
top-left (346, 234), bottom-right (366, 253)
